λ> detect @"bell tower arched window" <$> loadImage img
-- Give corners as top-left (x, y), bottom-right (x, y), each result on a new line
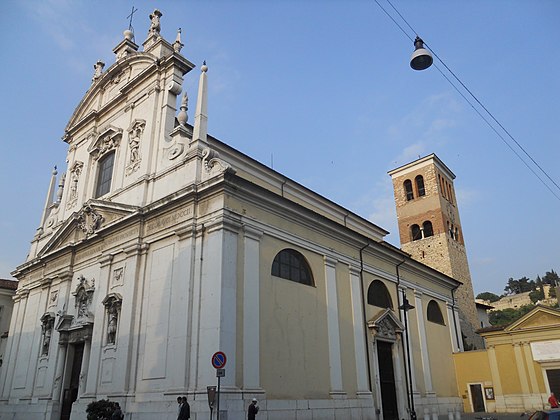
top-left (404, 180), bottom-right (414, 201)
top-left (423, 221), bottom-right (433, 237)
top-left (411, 224), bottom-right (422, 241)
top-left (415, 175), bottom-right (425, 197)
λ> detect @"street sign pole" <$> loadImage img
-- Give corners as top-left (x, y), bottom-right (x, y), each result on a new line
top-left (217, 374), bottom-right (221, 420)
top-left (211, 352), bottom-right (227, 420)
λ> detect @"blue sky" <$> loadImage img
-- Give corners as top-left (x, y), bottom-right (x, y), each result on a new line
top-left (1, 1), bottom-right (558, 295)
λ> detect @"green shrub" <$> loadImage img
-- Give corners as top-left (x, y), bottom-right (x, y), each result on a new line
top-left (86, 399), bottom-right (116, 420)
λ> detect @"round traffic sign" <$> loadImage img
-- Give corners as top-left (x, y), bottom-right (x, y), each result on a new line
top-left (211, 351), bottom-right (227, 369)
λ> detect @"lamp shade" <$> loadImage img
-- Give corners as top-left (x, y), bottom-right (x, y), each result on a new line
top-left (410, 36), bottom-right (433, 71)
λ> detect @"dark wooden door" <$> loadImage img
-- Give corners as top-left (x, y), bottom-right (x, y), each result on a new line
top-left (60, 343), bottom-right (84, 420)
top-left (377, 341), bottom-right (399, 420)
top-left (547, 369), bottom-right (560, 397)
top-left (469, 384), bottom-right (485, 412)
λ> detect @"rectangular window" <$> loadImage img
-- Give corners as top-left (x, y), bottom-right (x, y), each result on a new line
top-left (95, 152), bottom-right (115, 198)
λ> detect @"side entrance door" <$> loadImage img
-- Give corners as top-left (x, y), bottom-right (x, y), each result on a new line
top-left (469, 383), bottom-right (485, 412)
top-left (60, 343), bottom-right (84, 420)
top-left (377, 340), bottom-right (399, 420)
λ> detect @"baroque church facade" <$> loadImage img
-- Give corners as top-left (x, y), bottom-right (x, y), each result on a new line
top-left (1, 11), bottom-right (465, 420)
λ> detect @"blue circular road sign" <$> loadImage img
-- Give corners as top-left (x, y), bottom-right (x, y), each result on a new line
top-left (211, 351), bottom-right (227, 369)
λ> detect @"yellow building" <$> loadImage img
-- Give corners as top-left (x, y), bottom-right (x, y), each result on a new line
top-left (453, 305), bottom-right (560, 413)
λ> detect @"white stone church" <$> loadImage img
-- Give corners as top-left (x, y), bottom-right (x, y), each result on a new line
top-left (1, 10), bottom-right (465, 420)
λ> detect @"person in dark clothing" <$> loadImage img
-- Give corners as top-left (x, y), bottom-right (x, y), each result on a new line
top-left (179, 396), bottom-right (190, 419)
top-left (248, 398), bottom-right (259, 420)
top-left (111, 402), bottom-right (124, 420)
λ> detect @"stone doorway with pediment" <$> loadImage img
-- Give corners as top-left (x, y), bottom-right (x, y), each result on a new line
top-left (368, 308), bottom-right (407, 420)
top-left (56, 275), bottom-right (95, 420)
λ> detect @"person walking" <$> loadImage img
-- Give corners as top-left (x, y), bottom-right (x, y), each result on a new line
top-left (549, 392), bottom-right (559, 409)
top-left (176, 397), bottom-right (183, 420)
top-left (111, 402), bottom-right (124, 420)
top-left (247, 398), bottom-right (259, 420)
top-left (179, 396), bottom-right (190, 420)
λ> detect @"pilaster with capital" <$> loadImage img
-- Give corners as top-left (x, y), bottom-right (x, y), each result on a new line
top-left (0, 290), bottom-right (27, 398)
top-left (513, 342), bottom-right (530, 395)
top-left (398, 286), bottom-right (417, 396)
top-left (243, 225), bottom-right (263, 392)
top-left (349, 265), bottom-right (370, 395)
top-left (195, 217), bottom-right (240, 390)
top-left (324, 256), bottom-right (345, 397)
top-left (522, 341), bottom-right (539, 394)
top-left (486, 344), bottom-right (503, 399)
top-left (414, 290), bottom-right (433, 393)
top-left (446, 302), bottom-right (460, 352)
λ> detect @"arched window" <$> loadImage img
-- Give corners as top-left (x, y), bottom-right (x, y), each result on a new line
top-left (427, 300), bottom-right (445, 325)
top-left (448, 184), bottom-right (453, 204)
top-left (404, 180), bottom-right (414, 201)
top-left (438, 175), bottom-right (445, 199)
top-left (415, 175), bottom-right (426, 197)
top-left (422, 221), bottom-right (433, 238)
top-left (411, 224), bottom-right (422, 241)
top-left (367, 280), bottom-right (393, 308)
top-left (271, 249), bottom-right (314, 286)
top-left (95, 151), bottom-right (115, 198)
top-left (455, 228), bottom-right (459, 242)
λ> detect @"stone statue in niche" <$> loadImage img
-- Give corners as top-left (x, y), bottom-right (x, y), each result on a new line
top-left (107, 306), bottom-right (118, 344)
top-left (40, 315), bottom-right (55, 356)
top-left (126, 120), bottom-right (145, 175)
top-left (73, 275), bottom-right (95, 324)
top-left (66, 161), bottom-right (83, 210)
top-left (77, 290), bottom-right (89, 318)
top-left (102, 294), bottom-right (122, 346)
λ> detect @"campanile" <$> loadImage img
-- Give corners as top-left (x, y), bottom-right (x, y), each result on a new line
top-left (388, 154), bottom-right (482, 349)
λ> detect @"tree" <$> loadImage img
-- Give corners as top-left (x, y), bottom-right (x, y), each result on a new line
top-left (489, 305), bottom-right (535, 327)
top-left (529, 288), bottom-right (544, 303)
top-left (504, 276), bottom-right (534, 295)
top-left (476, 292), bottom-right (500, 302)
top-left (542, 270), bottom-right (559, 287)
top-left (86, 399), bottom-right (116, 420)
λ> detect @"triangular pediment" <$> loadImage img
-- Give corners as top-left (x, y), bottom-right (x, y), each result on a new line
top-left (505, 305), bottom-right (560, 332)
top-left (368, 308), bottom-right (405, 341)
top-left (38, 201), bottom-right (140, 257)
top-left (64, 54), bottom-right (159, 139)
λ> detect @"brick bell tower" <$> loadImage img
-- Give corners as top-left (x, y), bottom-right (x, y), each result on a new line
top-left (388, 154), bottom-right (483, 349)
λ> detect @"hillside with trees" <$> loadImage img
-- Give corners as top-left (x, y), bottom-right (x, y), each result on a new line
top-left (476, 269), bottom-right (559, 327)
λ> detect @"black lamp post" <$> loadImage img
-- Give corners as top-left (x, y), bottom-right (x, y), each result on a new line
top-left (398, 290), bottom-right (416, 420)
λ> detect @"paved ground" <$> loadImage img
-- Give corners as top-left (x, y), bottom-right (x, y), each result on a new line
top-left (448, 412), bottom-right (528, 420)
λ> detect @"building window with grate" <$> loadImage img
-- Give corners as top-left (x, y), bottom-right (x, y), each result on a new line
top-left (271, 249), bottom-right (314, 286)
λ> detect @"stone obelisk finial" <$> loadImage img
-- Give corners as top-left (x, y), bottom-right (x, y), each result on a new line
top-left (191, 62), bottom-right (208, 144)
